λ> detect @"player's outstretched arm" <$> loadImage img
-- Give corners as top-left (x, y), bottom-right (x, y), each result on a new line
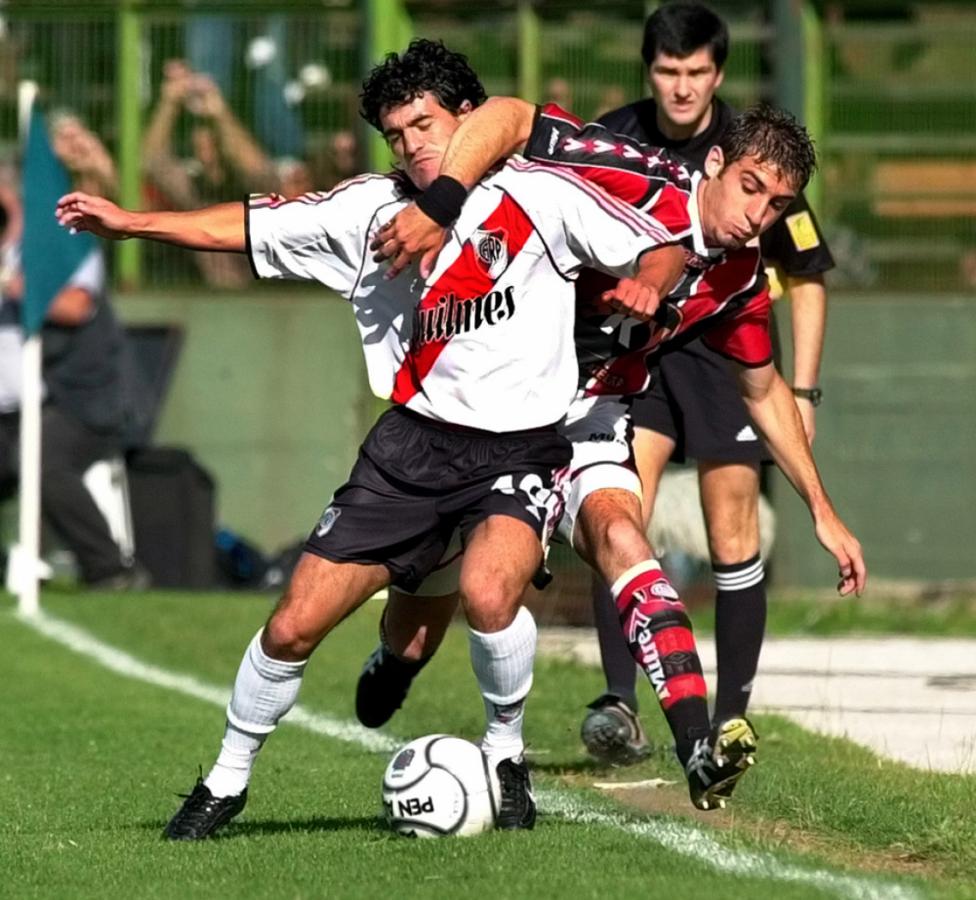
top-left (371, 97), bottom-right (536, 279)
top-left (737, 362), bottom-right (866, 596)
top-left (56, 192), bottom-right (246, 252)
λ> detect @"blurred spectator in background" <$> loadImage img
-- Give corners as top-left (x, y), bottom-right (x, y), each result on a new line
top-left (185, 13), bottom-right (305, 158)
top-left (330, 129), bottom-right (359, 182)
top-left (142, 59), bottom-right (279, 287)
top-left (0, 153), bottom-right (148, 590)
top-left (309, 129), bottom-right (360, 191)
top-left (593, 85), bottom-right (626, 120)
top-left (49, 110), bottom-right (118, 199)
top-left (274, 156), bottom-right (314, 199)
top-left (544, 76), bottom-right (573, 110)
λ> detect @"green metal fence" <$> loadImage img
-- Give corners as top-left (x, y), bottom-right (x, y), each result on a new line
top-left (0, 0), bottom-right (973, 295)
top-left (820, 12), bottom-right (976, 293)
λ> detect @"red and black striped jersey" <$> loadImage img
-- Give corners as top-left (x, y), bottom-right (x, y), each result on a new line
top-left (598, 96), bottom-right (834, 278)
top-left (525, 103), bottom-right (773, 399)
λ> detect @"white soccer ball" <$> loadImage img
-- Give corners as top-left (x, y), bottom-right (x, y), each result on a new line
top-left (382, 734), bottom-right (499, 837)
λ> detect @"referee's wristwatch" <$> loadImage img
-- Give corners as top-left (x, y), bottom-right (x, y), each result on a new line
top-left (792, 386), bottom-right (823, 407)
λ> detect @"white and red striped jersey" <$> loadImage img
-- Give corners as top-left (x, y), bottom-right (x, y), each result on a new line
top-left (247, 159), bottom-right (673, 431)
top-left (525, 103), bottom-right (773, 399)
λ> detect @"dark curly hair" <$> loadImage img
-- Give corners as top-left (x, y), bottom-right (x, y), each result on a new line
top-left (719, 104), bottom-right (817, 191)
top-left (360, 39), bottom-right (487, 131)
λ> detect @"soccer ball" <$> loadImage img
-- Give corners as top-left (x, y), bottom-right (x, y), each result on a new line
top-left (382, 734), bottom-right (499, 837)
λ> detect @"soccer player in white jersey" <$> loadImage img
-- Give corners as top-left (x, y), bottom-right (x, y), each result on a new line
top-left (362, 98), bottom-right (866, 809)
top-left (57, 40), bottom-right (687, 838)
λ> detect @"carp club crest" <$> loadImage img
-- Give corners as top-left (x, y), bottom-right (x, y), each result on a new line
top-left (472, 228), bottom-right (509, 279)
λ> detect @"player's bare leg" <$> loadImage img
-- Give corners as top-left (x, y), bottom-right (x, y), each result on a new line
top-left (582, 429), bottom-right (676, 763)
top-left (356, 589), bottom-right (459, 728)
top-left (575, 489), bottom-right (709, 762)
top-left (381, 589), bottom-right (459, 661)
top-left (698, 461), bottom-right (766, 725)
top-left (575, 486), bottom-right (755, 809)
top-left (459, 514), bottom-right (543, 829)
top-left (581, 428), bottom-right (675, 765)
top-left (164, 553), bottom-right (389, 840)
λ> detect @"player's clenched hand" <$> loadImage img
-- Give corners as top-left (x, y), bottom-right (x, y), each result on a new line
top-left (600, 278), bottom-right (661, 321)
top-left (814, 511), bottom-right (866, 597)
top-left (55, 192), bottom-right (134, 241)
top-left (370, 203), bottom-right (447, 280)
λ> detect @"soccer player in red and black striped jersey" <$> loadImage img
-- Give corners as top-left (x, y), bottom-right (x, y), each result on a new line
top-left (367, 91), bottom-right (864, 807)
top-left (579, 1), bottom-right (836, 765)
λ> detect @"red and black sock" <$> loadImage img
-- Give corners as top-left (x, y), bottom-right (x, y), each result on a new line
top-left (610, 560), bottom-right (710, 765)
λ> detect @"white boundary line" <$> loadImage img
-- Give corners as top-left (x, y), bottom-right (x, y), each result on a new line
top-left (17, 609), bottom-right (921, 900)
top-left (20, 608), bottom-right (398, 755)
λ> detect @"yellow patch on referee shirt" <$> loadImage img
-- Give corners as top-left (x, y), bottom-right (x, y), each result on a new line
top-left (784, 211), bottom-right (821, 252)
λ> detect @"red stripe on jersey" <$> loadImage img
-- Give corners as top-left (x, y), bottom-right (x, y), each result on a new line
top-left (390, 194), bottom-right (536, 405)
top-left (585, 345), bottom-right (654, 397)
top-left (648, 183), bottom-right (692, 235)
top-left (509, 158), bottom-right (672, 243)
top-left (683, 250), bottom-right (772, 366)
top-left (693, 249), bottom-right (761, 301)
top-left (532, 160), bottom-right (661, 209)
top-left (540, 102), bottom-right (584, 128)
top-left (249, 192), bottom-right (287, 209)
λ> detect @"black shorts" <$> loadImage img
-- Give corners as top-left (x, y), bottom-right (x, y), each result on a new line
top-left (631, 337), bottom-right (771, 465)
top-left (304, 406), bottom-right (572, 592)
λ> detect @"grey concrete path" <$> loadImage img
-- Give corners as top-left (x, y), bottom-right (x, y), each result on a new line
top-left (538, 630), bottom-right (976, 774)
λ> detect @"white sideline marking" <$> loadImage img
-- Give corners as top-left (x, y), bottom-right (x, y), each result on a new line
top-left (18, 609), bottom-right (921, 900)
top-left (593, 778), bottom-right (675, 791)
top-left (19, 609), bottom-right (398, 755)
top-left (541, 792), bottom-right (920, 900)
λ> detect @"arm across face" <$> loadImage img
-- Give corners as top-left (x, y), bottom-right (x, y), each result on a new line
top-left (372, 96), bottom-right (685, 280)
top-left (438, 97), bottom-right (537, 187)
top-left (371, 97), bottom-right (537, 279)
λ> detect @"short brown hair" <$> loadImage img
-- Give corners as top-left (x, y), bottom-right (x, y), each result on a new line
top-left (719, 104), bottom-right (817, 191)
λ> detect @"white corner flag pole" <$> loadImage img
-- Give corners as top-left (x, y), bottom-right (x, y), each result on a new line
top-left (16, 334), bottom-right (42, 615)
top-left (15, 79), bottom-right (41, 616)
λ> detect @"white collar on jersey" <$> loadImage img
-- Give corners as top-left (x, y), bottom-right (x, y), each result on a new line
top-left (687, 170), bottom-right (724, 261)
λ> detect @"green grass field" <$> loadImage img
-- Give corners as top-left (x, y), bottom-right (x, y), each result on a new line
top-left (3, 590), bottom-right (975, 900)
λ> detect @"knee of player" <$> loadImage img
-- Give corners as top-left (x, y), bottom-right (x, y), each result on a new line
top-left (707, 530), bottom-right (760, 567)
top-left (594, 508), bottom-right (650, 561)
top-left (263, 612), bottom-right (322, 661)
top-left (458, 580), bottom-right (521, 633)
top-left (704, 513), bottom-right (759, 565)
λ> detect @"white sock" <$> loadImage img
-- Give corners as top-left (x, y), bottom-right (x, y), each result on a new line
top-left (204, 629), bottom-right (308, 798)
top-left (468, 607), bottom-right (536, 766)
